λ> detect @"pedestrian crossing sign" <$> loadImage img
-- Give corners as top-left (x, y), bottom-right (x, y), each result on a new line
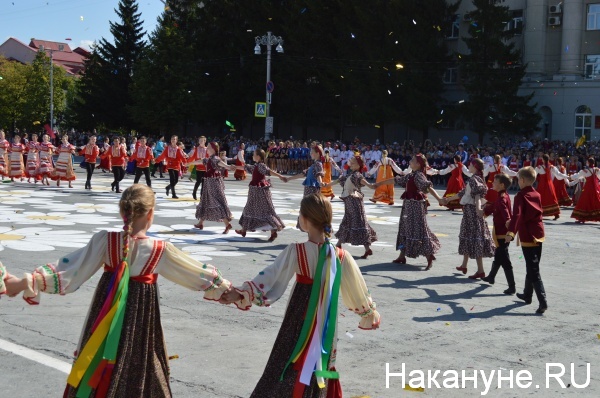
top-left (255, 102), bottom-right (267, 117)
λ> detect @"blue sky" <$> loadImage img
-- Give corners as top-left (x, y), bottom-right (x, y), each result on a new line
top-left (0, 0), bottom-right (164, 50)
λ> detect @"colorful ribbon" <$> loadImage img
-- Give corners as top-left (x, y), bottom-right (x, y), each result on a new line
top-left (281, 242), bottom-right (342, 388)
top-left (67, 257), bottom-right (130, 397)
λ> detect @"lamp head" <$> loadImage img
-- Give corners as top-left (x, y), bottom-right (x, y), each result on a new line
top-left (254, 44), bottom-right (261, 55)
top-left (276, 43), bottom-right (284, 53)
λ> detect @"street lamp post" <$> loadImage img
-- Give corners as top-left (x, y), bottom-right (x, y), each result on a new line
top-left (254, 32), bottom-right (283, 141)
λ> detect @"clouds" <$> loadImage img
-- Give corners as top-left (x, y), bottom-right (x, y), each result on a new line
top-left (79, 39), bottom-right (95, 50)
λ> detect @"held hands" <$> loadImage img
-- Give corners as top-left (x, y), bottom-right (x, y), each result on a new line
top-left (5, 275), bottom-right (27, 298)
top-left (279, 176), bottom-right (288, 183)
top-left (476, 208), bottom-right (485, 218)
top-left (219, 286), bottom-right (243, 305)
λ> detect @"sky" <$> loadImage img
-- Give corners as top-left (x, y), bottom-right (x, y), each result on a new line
top-left (0, 0), bottom-right (164, 50)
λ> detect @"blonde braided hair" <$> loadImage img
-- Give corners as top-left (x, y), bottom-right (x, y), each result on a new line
top-left (118, 185), bottom-right (156, 265)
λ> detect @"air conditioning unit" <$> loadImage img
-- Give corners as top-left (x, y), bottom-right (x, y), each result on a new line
top-left (548, 16), bottom-right (561, 26)
top-left (549, 5), bottom-right (561, 14)
top-left (463, 13), bottom-right (473, 22)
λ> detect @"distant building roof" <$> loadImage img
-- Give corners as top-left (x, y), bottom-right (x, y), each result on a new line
top-left (0, 37), bottom-right (88, 76)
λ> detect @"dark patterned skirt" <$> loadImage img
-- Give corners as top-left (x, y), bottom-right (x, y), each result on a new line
top-left (239, 185), bottom-right (285, 231)
top-left (458, 204), bottom-right (495, 259)
top-left (303, 186), bottom-right (321, 197)
top-left (195, 177), bottom-right (233, 222)
top-left (396, 199), bottom-right (440, 258)
top-left (65, 273), bottom-right (171, 398)
top-left (335, 195), bottom-right (377, 246)
top-left (250, 281), bottom-right (334, 398)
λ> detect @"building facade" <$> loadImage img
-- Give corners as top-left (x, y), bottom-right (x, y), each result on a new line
top-left (444, 0), bottom-right (600, 142)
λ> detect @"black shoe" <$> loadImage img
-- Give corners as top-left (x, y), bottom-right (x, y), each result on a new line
top-left (151, 174), bottom-right (155, 177)
top-left (503, 287), bottom-right (516, 295)
top-left (166, 186), bottom-right (171, 196)
top-left (535, 305), bottom-right (548, 314)
top-left (172, 195), bottom-right (179, 199)
top-left (516, 293), bottom-right (532, 304)
top-left (481, 276), bottom-right (495, 285)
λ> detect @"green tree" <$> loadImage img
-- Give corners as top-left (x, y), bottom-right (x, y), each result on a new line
top-left (458, 0), bottom-right (540, 143)
top-left (0, 56), bottom-right (28, 130)
top-left (72, 0), bottom-right (146, 131)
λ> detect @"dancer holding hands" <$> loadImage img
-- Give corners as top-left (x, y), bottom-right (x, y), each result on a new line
top-left (438, 154), bottom-right (472, 210)
top-left (443, 158), bottom-right (495, 279)
top-left (4, 185), bottom-right (235, 396)
top-left (324, 155), bottom-right (378, 259)
top-left (154, 135), bottom-right (187, 199)
top-left (234, 148), bottom-right (286, 242)
top-left (379, 154), bottom-right (444, 270)
top-left (220, 194), bottom-right (380, 398)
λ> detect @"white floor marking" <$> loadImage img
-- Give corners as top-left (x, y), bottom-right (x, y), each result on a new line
top-left (0, 338), bottom-right (71, 374)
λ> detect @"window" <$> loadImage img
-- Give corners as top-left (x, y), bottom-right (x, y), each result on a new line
top-left (505, 10), bottom-right (524, 34)
top-left (574, 105), bottom-right (592, 140)
top-left (446, 14), bottom-right (460, 39)
top-left (443, 67), bottom-right (458, 84)
top-left (584, 54), bottom-right (600, 79)
top-left (587, 4), bottom-right (600, 30)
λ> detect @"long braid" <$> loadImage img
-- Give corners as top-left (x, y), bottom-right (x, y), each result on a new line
top-left (121, 202), bottom-right (133, 268)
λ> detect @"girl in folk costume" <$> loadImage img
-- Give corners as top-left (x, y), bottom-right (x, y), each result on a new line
top-left (154, 135), bottom-right (187, 199)
top-left (379, 154), bottom-right (444, 270)
top-left (37, 133), bottom-right (55, 186)
top-left (320, 149), bottom-right (343, 199)
top-left (234, 142), bottom-right (247, 181)
top-left (535, 154), bottom-right (569, 219)
top-left (522, 153), bottom-right (532, 168)
top-left (52, 135), bottom-right (77, 188)
top-left (443, 158), bottom-right (495, 279)
top-left (25, 133), bottom-right (41, 183)
top-left (508, 155), bottom-right (520, 190)
top-left (569, 158), bottom-right (600, 223)
top-left (367, 149), bottom-right (403, 205)
top-left (266, 141), bottom-right (277, 171)
top-left (130, 136), bottom-right (154, 188)
top-left (324, 155), bottom-right (378, 259)
top-left (219, 194), bottom-right (380, 398)
top-left (0, 129), bottom-right (9, 179)
top-left (79, 135), bottom-right (99, 190)
top-left (553, 157), bottom-right (572, 207)
top-left (219, 150), bottom-right (231, 178)
top-left (438, 154), bottom-right (473, 210)
top-left (100, 137), bottom-right (128, 193)
top-left (285, 144), bottom-right (326, 197)
top-left (98, 137), bottom-right (112, 173)
top-left (4, 185), bottom-right (235, 397)
top-left (193, 142), bottom-right (236, 233)
top-left (483, 155), bottom-right (517, 204)
top-left (7, 134), bottom-right (26, 181)
top-left (234, 148), bottom-right (286, 242)
top-left (187, 136), bottom-right (209, 200)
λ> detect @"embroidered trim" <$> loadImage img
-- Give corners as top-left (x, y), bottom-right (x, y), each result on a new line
top-left (140, 240), bottom-right (166, 275)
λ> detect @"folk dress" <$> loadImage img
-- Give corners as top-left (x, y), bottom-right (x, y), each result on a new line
top-left (570, 168), bottom-right (600, 222)
top-left (37, 142), bottom-right (55, 177)
top-left (232, 242), bottom-right (380, 398)
top-left (25, 141), bottom-right (40, 179)
top-left (0, 138), bottom-right (8, 176)
top-left (335, 171), bottom-right (377, 246)
top-left (535, 165), bottom-right (568, 217)
top-left (457, 175), bottom-right (495, 259)
top-left (238, 162), bottom-right (285, 231)
top-left (195, 155), bottom-right (233, 222)
top-left (395, 170), bottom-right (441, 258)
top-left (438, 162), bottom-right (472, 210)
top-left (553, 164), bottom-right (573, 207)
top-left (53, 143), bottom-right (76, 181)
top-left (7, 142), bottom-right (26, 178)
top-left (234, 149), bottom-right (246, 181)
top-left (20, 230), bottom-right (230, 397)
top-left (369, 157), bottom-right (403, 204)
top-left (320, 158), bottom-right (341, 199)
top-left (302, 160), bottom-right (324, 197)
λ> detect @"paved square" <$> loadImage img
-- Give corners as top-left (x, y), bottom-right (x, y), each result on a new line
top-left (0, 169), bottom-right (598, 397)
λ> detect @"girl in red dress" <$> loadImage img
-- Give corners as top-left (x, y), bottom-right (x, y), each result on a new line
top-left (154, 135), bottom-right (187, 199)
top-left (37, 134), bottom-right (55, 186)
top-left (233, 143), bottom-right (247, 181)
top-left (438, 155), bottom-right (472, 210)
top-left (25, 133), bottom-right (41, 183)
top-left (569, 158), bottom-right (600, 223)
top-left (7, 134), bottom-right (26, 181)
top-left (535, 154), bottom-right (569, 219)
top-left (553, 157), bottom-right (572, 207)
top-left (98, 137), bottom-right (112, 173)
top-left (100, 137), bottom-right (128, 193)
top-left (52, 135), bottom-right (77, 188)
